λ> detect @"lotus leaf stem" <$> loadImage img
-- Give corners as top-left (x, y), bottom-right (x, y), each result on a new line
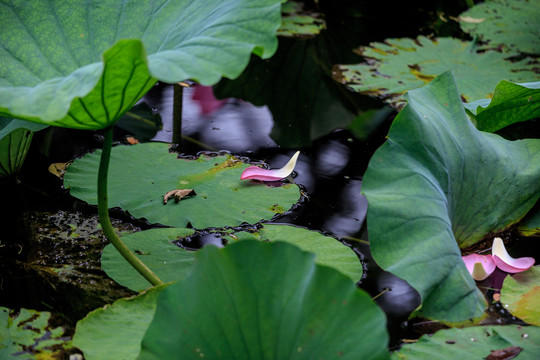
top-left (97, 126), bottom-right (164, 286)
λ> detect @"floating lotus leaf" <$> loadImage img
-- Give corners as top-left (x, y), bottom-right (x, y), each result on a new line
top-left (362, 72), bottom-right (540, 322)
top-left (257, 224), bottom-right (363, 281)
top-left (501, 266), bottom-right (540, 327)
top-left (73, 285), bottom-right (167, 360)
top-left (464, 80), bottom-right (540, 133)
top-left (104, 224), bottom-right (362, 291)
top-left (278, 1), bottom-right (325, 37)
top-left (101, 228), bottom-right (196, 291)
top-left (138, 241), bottom-right (389, 360)
top-left (64, 142), bottom-right (301, 228)
top-left (392, 325), bottom-right (540, 359)
top-left (0, 0), bottom-right (282, 129)
top-left (334, 36), bottom-right (539, 108)
top-left (0, 307), bottom-right (73, 359)
top-left (459, 0), bottom-right (540, 55)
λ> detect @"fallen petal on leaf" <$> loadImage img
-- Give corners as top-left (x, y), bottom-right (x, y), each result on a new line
top-left (492, 237), bottom-right (535, 273)
top-left (241, 151), bottom-right (300, 181)
top-left (462, 253), bottom-right (496, 281)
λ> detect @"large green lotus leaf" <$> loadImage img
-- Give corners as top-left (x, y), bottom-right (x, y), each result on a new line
top-left (362, 72), bottom-right (540, 323)
top-left (459, 0), bottom-right (540, 55)
top-left (257, 224), bottom-right (363, 282)
top-left (392, 325), bottom-right (540, 360)
top-left (138, 241), bottom-right (389, 360)
top-left (102, 228), bottom-right (195, 291)
top-left (0, 117), bottom-right (47, 178)
top-left (464, 80), bottom-right (540, 133)
top-left (0, 307), bottom-right (73, 359)
top-left (334, 36), bottom-right (539, 108)
top-left (501, 266), bottom-right (540, 327)
top-left (64, 142), bottom-right (301, 228)
top-left (73, 285), bottom-right (166, 360)
top-left (0, 0), bottom-right (282, 129)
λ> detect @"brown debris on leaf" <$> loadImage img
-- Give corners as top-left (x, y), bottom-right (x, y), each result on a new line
top-left (163, 189), bottom-right (197, 204)
top-left (486, 346), bottom-right (522, 360)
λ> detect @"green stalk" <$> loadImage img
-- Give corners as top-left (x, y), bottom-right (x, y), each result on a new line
top-left (172, 83), bottom-right (183, 145)
top-left (97, 126), bottom-right (164, 286)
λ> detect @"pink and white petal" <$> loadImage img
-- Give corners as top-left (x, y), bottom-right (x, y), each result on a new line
top-left (240, 151), bottom-right (300, 181)
top-left (240, 166), bottom-right (285, 181)
top-left (492, 237), bottom-right (535, 273)
top-left (462, 254), bottom-right (496, 281)
top-left (493, 255), bottom-right (535, 273)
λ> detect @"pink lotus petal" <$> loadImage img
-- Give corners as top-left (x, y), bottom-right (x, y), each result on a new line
top-left (241, 151), bottom-right (300, 181)
top-left (462, 254), bottom-right (496, 281)
top-left (492, 237), bottom-right (535, 273)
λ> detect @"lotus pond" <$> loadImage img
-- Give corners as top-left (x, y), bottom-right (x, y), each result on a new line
top-left (1, 0), bottom-right (540, 359)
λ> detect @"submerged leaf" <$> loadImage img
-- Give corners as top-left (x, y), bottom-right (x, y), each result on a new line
top-left (0, 307), bottom-right (73, 359)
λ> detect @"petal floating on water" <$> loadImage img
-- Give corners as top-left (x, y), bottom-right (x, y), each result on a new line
top-left (241, 151), bottom-right (300, 181)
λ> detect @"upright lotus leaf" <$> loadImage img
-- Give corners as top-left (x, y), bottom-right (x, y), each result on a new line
top-left (501, 266), bottom-right (540, 326)
top-left (101, 228), bottom-right (196, 291)
top-left (73, 285), bottom-right (167, 360)
top-left (138, 241), bottom-right (389, 360)
top-left (459, 0), bottom-right (540, 55)
top-left (392, 325), bottom-right (540, 360)
top-left (0, 0), bottom-right (283, 129)
top-left (334, 36), bottom-right (539, 108)
top-left (64, 142), bottom-right (301, 228)
top-left (0, 307), bottom-right (73, 359)
top-left (0, 118), bottom-right (47, 178)
top-left (362, 72), bottom-right (540, 322)
top-left (464, 80), bottom-right (540, 133)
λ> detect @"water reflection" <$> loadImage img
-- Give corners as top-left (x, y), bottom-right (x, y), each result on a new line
top-left (145, 84), bottom-right (276, 154)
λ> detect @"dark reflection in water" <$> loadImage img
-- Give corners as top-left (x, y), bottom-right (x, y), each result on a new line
top-left (145, 84), bottom-right (276, 154)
